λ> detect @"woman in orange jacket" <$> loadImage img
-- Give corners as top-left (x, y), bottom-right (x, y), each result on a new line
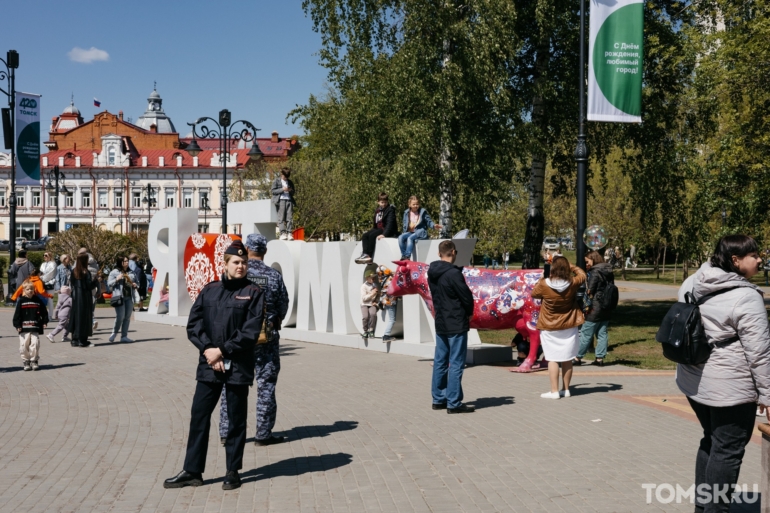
top-left (11, 269), bottom-right (53, 304)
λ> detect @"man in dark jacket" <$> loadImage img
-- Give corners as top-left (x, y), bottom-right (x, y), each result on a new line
top-left (356, 192), bottom-right (398, 264)
top-left (164, 240), bottom-right (265, 491)
top-left (427, 240), bottom-right (475, 414)
top-left (575, 252), bottom-right (614, 365)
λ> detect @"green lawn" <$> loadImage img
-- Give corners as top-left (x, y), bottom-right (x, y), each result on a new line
top-left (478, 300), bottom-right (677, 370)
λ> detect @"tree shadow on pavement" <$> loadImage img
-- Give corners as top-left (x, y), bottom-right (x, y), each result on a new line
top-left (204, 453), bottom-right (354, 485)
top-left (257, 420), bottom-right (359, 444)
top-left (467, 396), bottom-right (515, 409)
top-left (570, 383), bottom-right (623, 396)
top-left (0, 362), bottom-right (85, 373)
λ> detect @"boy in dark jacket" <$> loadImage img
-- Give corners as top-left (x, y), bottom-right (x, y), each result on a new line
top-left (427, 240), bottom-right (475, 414)
top-left (356, 192), bottom-right (398, 264)
top-left (13, 281), bottom-right (49, 371)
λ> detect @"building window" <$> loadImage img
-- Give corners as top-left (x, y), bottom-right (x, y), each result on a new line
top-left (16, 222), bottom-right (39, 240)
top-left (16, 191), bottom-right (24, 207)
top-left (108, 148), bottom-right (116, 165)
top-left (98, 191), bottom-right (108, 208)
top-left (32, 190), bottom-right (41, 207)
top-left (115, 191), bottom-right (123, 208)
top-left (82, 191), bottom-right (91, 208)
top-left (165, 190), bottom-right (175, 208)
top-left (183, 191), bottom-right (193, 208)
top-left (132, 191), bottom-right (141, 208)
top-left (198, 224), bottom-right (209, 233)
top-left (48, 195), bottom-right (58, 208)
top-left (65, 192), bottom-right (74, 207)
top-left (199, 191), bottom-right (209, 208)
top-left (0, 190), bottom-right (5, 207)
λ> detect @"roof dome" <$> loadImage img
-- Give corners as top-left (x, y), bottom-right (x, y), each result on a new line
top-left (135, 86), bottom-right (177, 133)
top-left (63, 100), bottom-right (80, 115)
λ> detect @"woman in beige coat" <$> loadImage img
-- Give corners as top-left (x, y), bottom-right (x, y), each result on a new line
top-left (531, 257), bottom-right (586, 399)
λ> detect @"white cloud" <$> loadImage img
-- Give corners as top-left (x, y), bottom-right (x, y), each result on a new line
top-left (67, 47), bottom-right (110, 64)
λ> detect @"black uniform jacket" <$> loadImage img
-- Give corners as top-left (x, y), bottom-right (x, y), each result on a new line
top-left (427, 260), bottom-right (474, 335)
top-left (187, 276), bottom-right (265, 385)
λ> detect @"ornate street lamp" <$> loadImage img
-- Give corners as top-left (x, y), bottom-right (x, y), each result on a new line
top-left (200, 195), bottom-right (211, 232)
top-left (44, 165), bottom-right (68, 233)
top-left (186, 109), bottom-right (262, 233)
top-left (574, 2), bottom-right (588, 270)
top-left (0, 49), bottom-right (19, 301)
top-left (141, 183), bottom-right (157, 228)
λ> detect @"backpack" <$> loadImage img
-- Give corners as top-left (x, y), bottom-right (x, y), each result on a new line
top-left (595, 268), bottom-right (619, 313)
top-left (655, 288), bottom-right (738, 365)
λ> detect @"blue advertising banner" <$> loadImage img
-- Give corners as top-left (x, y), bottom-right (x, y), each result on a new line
top-left (15, 92), bottom-right (41, 185)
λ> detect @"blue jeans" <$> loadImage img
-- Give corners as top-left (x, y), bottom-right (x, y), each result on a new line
top-left (398, 229), bottom-right (427, 258)
top-left (383, 304), bottom-right (397, 336)
top-left (577, 320), bottom-right (610, 359)
top-left (432, 333), bottom-right (467, 409)
top-left (112, 298), bottom-right (133, 338)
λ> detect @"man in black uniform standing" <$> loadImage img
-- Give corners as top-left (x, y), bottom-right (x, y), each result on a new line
top-left (164, 240), bottom-right (264, 490)
top-left (219, 233), bottom-right (290, 446)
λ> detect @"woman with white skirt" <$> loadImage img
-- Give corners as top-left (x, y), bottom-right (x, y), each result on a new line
top-left (531, 256), bottom-right (586, 399)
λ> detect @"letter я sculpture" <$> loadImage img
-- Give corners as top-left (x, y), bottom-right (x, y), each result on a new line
top-left (387, 261), bottom-right (545, 372)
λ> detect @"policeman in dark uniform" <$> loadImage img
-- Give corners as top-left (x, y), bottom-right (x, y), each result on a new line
top-left (164, 240), bottom-right (264, 490)
top-left (219, 233), bottom-right (290, 446)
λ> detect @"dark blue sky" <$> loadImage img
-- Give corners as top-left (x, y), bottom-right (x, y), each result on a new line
top-left (0, 0), bottom-right (328, 143)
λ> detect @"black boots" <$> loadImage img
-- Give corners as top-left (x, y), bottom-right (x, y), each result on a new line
top-left (163, 470), bottom-right (203, 489)
top-left (222, 470), bottom-right (241, 490)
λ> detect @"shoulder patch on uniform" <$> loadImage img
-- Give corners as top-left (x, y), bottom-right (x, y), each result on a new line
top-left (250, 276), bottom-right (268, 286)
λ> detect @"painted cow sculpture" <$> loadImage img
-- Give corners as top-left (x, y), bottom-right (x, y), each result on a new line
top-left (387, 260), bottom-right (545, 372)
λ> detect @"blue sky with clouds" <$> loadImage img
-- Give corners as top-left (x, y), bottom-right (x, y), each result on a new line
top-left (0, 0), bottom-right (328, 145)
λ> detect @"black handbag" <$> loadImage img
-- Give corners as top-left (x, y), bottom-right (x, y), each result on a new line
top-left (110, 295), bottom-right (123, 307)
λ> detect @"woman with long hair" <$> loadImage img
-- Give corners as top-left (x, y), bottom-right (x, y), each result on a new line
top-left (40, 252), bottom-right (57, 319)
top-left (574, 250), bottom-right (614, 366)
top-left (678, 235), bottom-right (770, 512)
top-left (107, 255), bottom-right (137, 343)
top-left (531, 256), bottom-right (586, 399)
top-left (67, 253), bottom-right (97, 347)
top-left (163, 240), bottom-right (265, 491)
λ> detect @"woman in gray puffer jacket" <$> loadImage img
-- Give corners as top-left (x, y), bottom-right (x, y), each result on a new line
top-left (677, 235), bottom-right (770, 513)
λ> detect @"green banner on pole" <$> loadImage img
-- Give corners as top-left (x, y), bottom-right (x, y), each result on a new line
top-left (588, 0), bottom-right (643, 123)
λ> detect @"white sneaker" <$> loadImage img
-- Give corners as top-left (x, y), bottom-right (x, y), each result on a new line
top-left (120, 337), bottom-right (134, 343)
top-left (560, 389), bottom-right (571, 398)
top-left (279, 233), bottom-right (287, 240)
top-left (46, 334), bottom-right (55, 343)
top-left (92, 321), bottom-right (98, 330)
top-left (109, 333), bottom-right (117, 342)
top-left (540, 391), bottom-right (560, 399)
top-left (288, 234), bottom-right (294, 241)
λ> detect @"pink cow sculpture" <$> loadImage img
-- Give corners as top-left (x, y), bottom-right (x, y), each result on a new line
top-left (387, 260), bottom-right (545, 372)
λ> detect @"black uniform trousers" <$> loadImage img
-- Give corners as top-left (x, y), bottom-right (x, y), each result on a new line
top-left (184, 380), bottom-right (249, 474)
top-left (361, 228), bottom-right (384, 257)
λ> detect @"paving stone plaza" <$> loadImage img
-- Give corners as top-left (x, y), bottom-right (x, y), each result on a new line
top-left (0, 300), bottom-right (764, 512)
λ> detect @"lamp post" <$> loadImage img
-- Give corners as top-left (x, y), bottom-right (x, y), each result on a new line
top-left (44, 165), bottom-right (68, 234)
top-left (0, 49), bottom-right (19, 299)
top-left (574, 1), bottom-right (588, 270)
top-left (185, 109), bottom-right (263, 233)
top-left (117, 210), bottom-right (123, 234)
top-left (200, 195), bottom-right (210, 232)
top-left (141, 184), bottom-right (156, 228)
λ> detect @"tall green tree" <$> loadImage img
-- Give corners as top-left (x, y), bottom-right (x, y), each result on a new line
top-left (294, 0), bottom-right (525, 235)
